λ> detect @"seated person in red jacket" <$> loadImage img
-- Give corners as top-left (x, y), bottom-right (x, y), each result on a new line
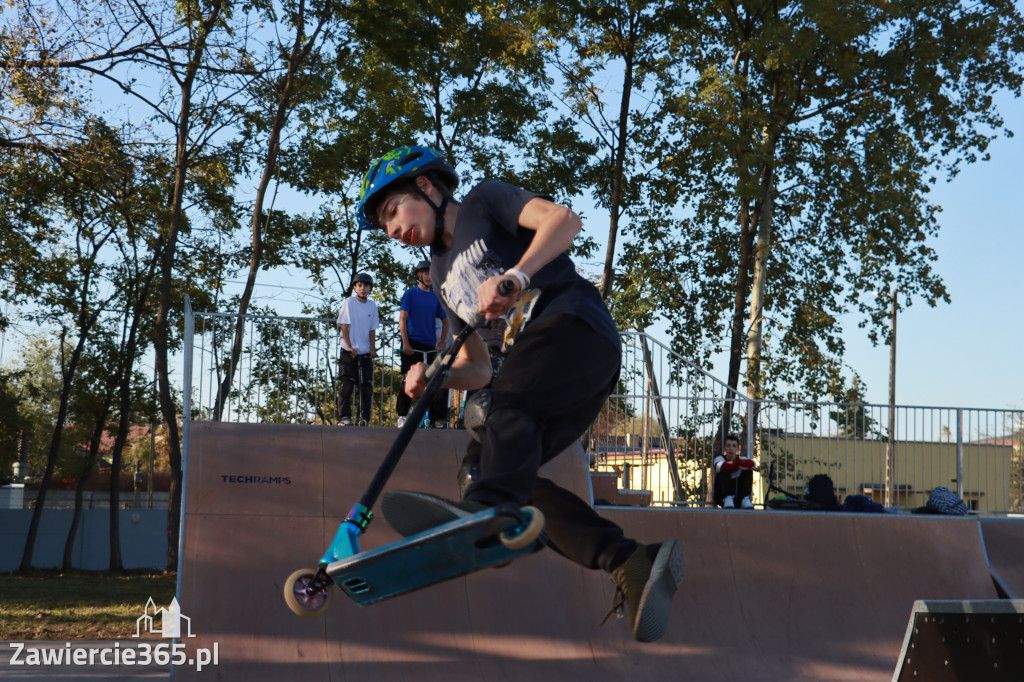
top-left (713, 434), bottom-right (757, 509)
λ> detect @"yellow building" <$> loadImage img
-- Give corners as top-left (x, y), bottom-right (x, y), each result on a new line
top-left (758, 434), bottom-right (1019, 512)
top-left (592, 433), bottom-right (1022, 513)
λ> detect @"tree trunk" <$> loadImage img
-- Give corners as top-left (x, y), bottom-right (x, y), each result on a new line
top-left (155, 1), bottom-right (225, 570)
top-left (599, 47), bottom-right (635, 299)
top-left (213, 6), bottom-right (324, 419)
top-left (156, 109), bottom-right (190, 569)
top-left (63, 419), bottom-right (105, 571)
top-left (723, 47), bottom-right (755, 430)
top-left (20, 428), bottom-right (65, 571)
top-left (110, 321), bottom-right (144, 572)
top-left (108, 416), bottom-right (129, 572)
top-left (19, 321), bottom-right (95, 571)
top-left (745, 166), bottom-right (776, 402)
top-left (724, 197), bottom-right (756, 425)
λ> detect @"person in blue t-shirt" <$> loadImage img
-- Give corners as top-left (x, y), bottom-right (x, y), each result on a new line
top-left (354, 145), bottom-right (684, 644)
top-left (396, 260), bottom-right (450, 428)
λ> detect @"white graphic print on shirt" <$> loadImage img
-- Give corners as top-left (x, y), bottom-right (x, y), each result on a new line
top-left (439, 238), bottom-right (540, 352)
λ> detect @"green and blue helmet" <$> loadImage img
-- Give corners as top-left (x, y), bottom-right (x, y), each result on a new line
top-left (357, 146), bottom-right (459, 230)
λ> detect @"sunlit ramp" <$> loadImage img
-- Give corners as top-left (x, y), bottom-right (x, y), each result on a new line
top-left (891, 600), bottom-right (1024, 682)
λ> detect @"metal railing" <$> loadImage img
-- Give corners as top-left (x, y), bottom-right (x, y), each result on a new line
top-left (183, 297), bottom-right (458, 428)
top-left (182, 301), bottom-right (1024, 514)
top-left (590, 332), bottom-right (1023, 514)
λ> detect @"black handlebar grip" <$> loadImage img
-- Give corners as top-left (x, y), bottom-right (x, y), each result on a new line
top-left (498, 278), bottom-right (515, 297)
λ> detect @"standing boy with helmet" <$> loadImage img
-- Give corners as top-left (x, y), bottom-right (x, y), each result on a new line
top-left (396, 260), bottom-right (451, 428)
top-left (337, 272), bottom-right (379, 426)
top-left (355, 145), bottom-right (684, 643)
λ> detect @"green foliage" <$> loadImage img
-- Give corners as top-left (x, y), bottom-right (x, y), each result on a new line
top-left (0, 369), bottom-right (26, 482)
top-left (538, 0), bottom-right (695, 301)
top-left (625, 0), bottom-right (1024, 400)
top-left (3, 338), bottom-right (82, 481)
top-left (828, 374), bottom-right (880, 439)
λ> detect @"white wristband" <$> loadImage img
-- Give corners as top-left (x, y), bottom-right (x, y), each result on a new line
top-left (506, 268), bottom-right (530, 290)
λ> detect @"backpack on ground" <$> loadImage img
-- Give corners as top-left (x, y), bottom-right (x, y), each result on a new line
top-left (805, 474), bottom-right (840, 510)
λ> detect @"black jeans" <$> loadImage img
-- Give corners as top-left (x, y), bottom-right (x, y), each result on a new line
top-left (714, 469), bottom-right (753, 506)
top-left (463, 314), bottom-right (636, 573)
top-left (395, 340), bottom-right (449, 423)
top-left (338, 352), bottom-right (373, 422)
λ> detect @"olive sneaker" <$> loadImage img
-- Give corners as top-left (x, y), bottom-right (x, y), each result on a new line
top-left (604, 540), bottom-right (685, 642)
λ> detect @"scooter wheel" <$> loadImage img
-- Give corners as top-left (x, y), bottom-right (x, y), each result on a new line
top-left (500, 506), bottom-right (545, 551)
top-left (283, 568), bottom-right (333, 617)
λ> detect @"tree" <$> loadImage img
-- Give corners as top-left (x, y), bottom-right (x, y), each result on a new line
top-left (99, 141), bottom-right (166, 572)
top-left (828, 373), bottom-right (878, 438)
top-left (538, 0), bottom-right (692, 301)
top-left (0, 0), bottom-right (133, 154)
top-left (633, 0), bottom-right (1024, 407)
top-left (2, 0), bottom-right (244, 570)
top-left (1, 106), bottom-right (169, 568)
top-left (61, 341), bottom-right (117, 571)
top-left (0, 371), bottom-right (25, 478)
top-left (276, 0), bottom-right (594, 352)
top-left (12, 126), bottom-right (128, 571)
top-left (212, 0), bottom-right (343, 420)
top-left (138, 0), bottom-right (249, 568)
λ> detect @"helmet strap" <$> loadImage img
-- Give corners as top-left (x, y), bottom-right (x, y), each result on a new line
top-left (431, 196), bottom-right (450, 250)
top-left (413, 187), bottom-right (451, 250)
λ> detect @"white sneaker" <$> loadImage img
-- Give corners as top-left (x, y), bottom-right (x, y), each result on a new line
top-left (339, 417), bottom-right (353, 426)
top-left (722, 495), bottom-right (735, 508)
top-left (396, 416), bottom-right (407, 428)
top-left (740, 496), bottom-right (754, 509)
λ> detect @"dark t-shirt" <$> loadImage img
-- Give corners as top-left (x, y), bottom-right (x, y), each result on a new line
top-left (430, 180), bottom-right (619, 353)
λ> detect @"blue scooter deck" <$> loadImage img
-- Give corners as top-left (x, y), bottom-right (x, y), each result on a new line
top-left (325, 504), bottom-right (542, 605)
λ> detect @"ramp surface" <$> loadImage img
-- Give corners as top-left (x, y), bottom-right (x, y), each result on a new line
top-left (175, 423), bottom-right (999, 681)
top-left (980, 518), bottom-right (1024, 598)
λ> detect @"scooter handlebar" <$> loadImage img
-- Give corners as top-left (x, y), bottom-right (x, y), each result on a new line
top-left (423, 278), bottom-right (515, 380)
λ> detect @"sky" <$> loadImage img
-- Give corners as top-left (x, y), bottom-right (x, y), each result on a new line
top-left (826, 91), bottom-right (1024, 411)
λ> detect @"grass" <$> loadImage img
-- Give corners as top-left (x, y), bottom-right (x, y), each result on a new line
top-left (0, 570), bottom-right (177, 641)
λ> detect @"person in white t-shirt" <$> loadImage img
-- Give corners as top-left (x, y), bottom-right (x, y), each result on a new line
top-left (336, 272), bottom-right (379, 426)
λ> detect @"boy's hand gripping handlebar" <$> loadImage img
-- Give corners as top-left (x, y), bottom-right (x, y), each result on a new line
top-left (423, 278), bottom-right (514, 382)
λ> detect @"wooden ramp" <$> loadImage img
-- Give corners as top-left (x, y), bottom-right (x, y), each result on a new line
top-left (174, 423), bottom-right (1000, 681)
top-left (980, 518), bottom-right (1024, 598)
